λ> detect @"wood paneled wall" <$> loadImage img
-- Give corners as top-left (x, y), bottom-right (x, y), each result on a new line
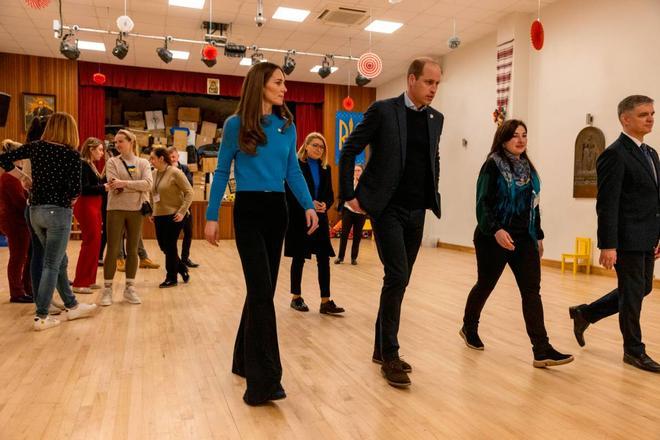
top-left (0, 53), bottom-right (78, 143)
top-left (323, 84), bottom-right (377, 224)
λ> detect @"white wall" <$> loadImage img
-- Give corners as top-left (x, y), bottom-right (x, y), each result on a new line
top-left (376, 0), bottom-right (660, 271)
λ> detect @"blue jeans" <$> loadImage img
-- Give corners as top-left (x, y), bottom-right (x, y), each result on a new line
top-left (29, 205), bottom-right (77, 317)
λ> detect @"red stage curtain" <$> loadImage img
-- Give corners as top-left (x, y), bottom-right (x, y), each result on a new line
top-left (78, 85), bottom-right (105, 146)
top-left (294, 103), bottom-right (323, 148)
top-left (78, 62), bottom-right (324, 103)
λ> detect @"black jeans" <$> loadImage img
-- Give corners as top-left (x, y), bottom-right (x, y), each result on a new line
top-left (181, 211), bottom-right (193, 261)
top-left (154, 215), bottom-right (186, 281)
top-left (290, 255), bottom-right (330, 298)
top-left (371, 204), bottom-right (426, 361)
top-left (337, 209), bottom-right (367, 261)
top-left (581, 250), bottom-right (654, 356)
top-left (463, 230), bottom-right (550, 353)
top-left (231, 192), bottom-right (288, 405)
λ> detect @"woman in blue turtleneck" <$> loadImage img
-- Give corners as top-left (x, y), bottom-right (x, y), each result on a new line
top-left (284, 132), bottom-right (345, 315)
top-left (204, 62), bottom-right (319, 406)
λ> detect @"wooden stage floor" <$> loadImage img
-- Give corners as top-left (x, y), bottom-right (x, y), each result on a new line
top-left (1, 240), bottom-right (659, 439)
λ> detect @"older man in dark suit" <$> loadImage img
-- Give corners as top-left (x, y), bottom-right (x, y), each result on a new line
top-left (569, 95), bottom-right (660, 372)
top-left (339, 57), bottom-right (443, 387)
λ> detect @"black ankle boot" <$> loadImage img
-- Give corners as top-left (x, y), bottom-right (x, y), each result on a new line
top-left (459, 326), bottom-right (484, 350)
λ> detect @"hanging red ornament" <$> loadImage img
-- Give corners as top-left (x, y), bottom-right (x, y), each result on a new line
top-left (342, 96), bottom-right (354, 111)
top-left (202, 44), bottom-right (218, 60)
top-left (530, 19), bottom-right (544, 51)
top-left (25, 0), bottom-right (51, 9)
top-left (92, 72), bottom-right (106, 85)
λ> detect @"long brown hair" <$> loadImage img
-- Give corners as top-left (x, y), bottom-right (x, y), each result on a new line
top-left (235, 62), bottom-right (293, 155)
top-left (80, 137), bottom-right (105, 177)
top-left (41, 112), bottom-right (79, 150)
top-left (297, 132), bottom-right (328, 168)
top-left (489, 119), bottom-right (536, 173)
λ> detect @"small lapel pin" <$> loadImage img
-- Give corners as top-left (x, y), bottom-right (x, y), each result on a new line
top-left (430, 114), bottom-right (434, 119)
top-left (277, 128), bottom-right (282, 133)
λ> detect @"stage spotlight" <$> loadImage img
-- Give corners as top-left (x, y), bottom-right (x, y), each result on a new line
top-left (224, 43), bottom-right (247, 58)
top-left (251, 51), bottom-right (264, 65)
top-left (282, 51), bottom-right (296, 75)
top-left (318, 56), bottom-right (332, 79)
top-left (112, 35), bottom-right (129, 60)
top-left (59, 33), bottom-right (80, 60)
top-left (355, 73), bottom-right (371, 86)
top-left (157, 37), bottom-right (173, 63)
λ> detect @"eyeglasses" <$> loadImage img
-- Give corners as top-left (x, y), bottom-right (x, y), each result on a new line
top-left (309, 142), bottom-right (325, 150)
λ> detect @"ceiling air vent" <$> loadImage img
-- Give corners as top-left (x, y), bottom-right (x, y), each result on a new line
top-left (317, 6), bottom-right (369, 26)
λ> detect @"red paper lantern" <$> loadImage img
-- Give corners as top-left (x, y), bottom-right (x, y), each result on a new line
top-left (531, 19), bottom-right (544, 51)
top-left (92, 72), bottom-right (106, 85)
top-left (342, 96), bottom-right (354, 111)
top-left (25, 0), bottom-right (51, 9)
top-left (202, 44), bottom-right (218, 60)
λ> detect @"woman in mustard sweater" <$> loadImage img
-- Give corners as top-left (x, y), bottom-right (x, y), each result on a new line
top-left (149, 146), bottom-right (193, 288)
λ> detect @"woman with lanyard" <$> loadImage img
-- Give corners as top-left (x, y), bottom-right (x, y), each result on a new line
top-left (459, 119), bottom-right (573, 368)
top-left (102, 129), bottom-right (152, 306)
top-left (149, 146), bottom-right (193, 288)
top-left (204, 62), bottom-right (318, 405)
top-left (285, 132), bottom-right (345, 315)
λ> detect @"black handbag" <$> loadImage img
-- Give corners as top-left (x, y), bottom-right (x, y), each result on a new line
top-left (119, 157), bottom-right (152, 216)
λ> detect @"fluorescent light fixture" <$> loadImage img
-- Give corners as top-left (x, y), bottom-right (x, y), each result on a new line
top-left (168, 0), bottom-right (205, 9)
top-left (364, 20), bottom-right (403, 34)
top-left (240, 57), bottom-right (268, 66)
top-left (171, 50), bottom-right (190, 60)
top-left (272, 7), bottom-right (310, 22)
top-left (77, 40), bottom-right (106, 52)
top-left (310, 65), bottom-right (339, 73)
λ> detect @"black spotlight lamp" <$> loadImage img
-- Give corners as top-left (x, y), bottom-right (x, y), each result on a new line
top-left (59, 33), bottom-right (80, 60)
top-left (355, 73), bottom-right (371, 86)
top-left (282, 51), bottom-right (296, 75)
top-left (112, 34), bottom-right (129, 60)
top-left (156, 37), bottom-right (173, 64)
top-left (251, 50), bottom-right (264, 65)
top-left (224, 43), bottom-right (247, 58)
top-left (318, 55), bottom-right (333, 79)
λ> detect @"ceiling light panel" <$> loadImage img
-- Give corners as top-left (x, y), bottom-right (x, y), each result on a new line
top-left (364, 20), bottom-right (403, 34)
top-left (77, 41), bottom-right (106, 51)
top-left (310, 65), bottom-right (339, 73)
top-left (272, 7), bottom-right (311, 22)
top-left (171, 50), bottom-right (190, 60)
top-left (169, 0), bottom-right (205, 9)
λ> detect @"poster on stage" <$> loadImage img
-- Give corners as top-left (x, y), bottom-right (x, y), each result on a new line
top-left (207, 78), bottom-right (220, 95)
top-left (335, 111), bottom-right (366, 165)
top-left (22, 93), bottom-right (55, 132)
top-left (145, 110), bottom-right (165, 130)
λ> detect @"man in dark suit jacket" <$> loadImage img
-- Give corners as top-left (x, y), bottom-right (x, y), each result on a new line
top-left (339, 57), bottom-right (443, 387)
top-left (569, 95), bottom-right (660, 372)
top-left (168, 147), bottom-right (199, 268)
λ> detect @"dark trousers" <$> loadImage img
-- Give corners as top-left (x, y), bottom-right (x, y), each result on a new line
top-left (337, 209), bottom-right (367, 261)
top-left (181, 211), bottom-right (193, 261)
top-left (581, 251), bottom-right (654, 356)
top-left (231, 192), bottom-right (288, 405)
top-left (463, 230), bottom-right (550, 353)
top-left (290, 255), bottom-right (330, 298)
top-left (153, 215), bottom-right (186, 282)
top-left (0, 218), bottom-right (31, 299)
top-left (371, 204), bottom-right (425, 361)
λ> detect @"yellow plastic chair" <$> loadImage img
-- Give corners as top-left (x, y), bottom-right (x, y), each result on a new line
top-left (561, 237), bottom-right (592, 274)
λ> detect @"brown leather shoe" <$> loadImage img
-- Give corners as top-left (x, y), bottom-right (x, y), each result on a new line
top-left (381, 359), bottom-right (411, 387)
top-left (139, 258), bottom-right (160, 269)
top-left (372, 354), bottom-right (412, 373)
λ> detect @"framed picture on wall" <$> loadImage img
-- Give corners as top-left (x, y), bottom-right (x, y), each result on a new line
top-left (22, 93), bottom-right (55, 132)
top-left (207, 78), bottom-right (220, 95)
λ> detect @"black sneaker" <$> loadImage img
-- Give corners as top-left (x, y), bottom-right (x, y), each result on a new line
top-left (184, 258), bottom-right (200, 268)
top-left (459, 326), bottom-right (485, 350)
top-left (334, 258), bottom-right (343, 264)
top-left (351, 259), bottom-right (358, 265)
top-left (372, 354), bottom-right (412, 373)
top-left (533, 346), bottom-right (574, 368)
top-left (381, 359), bottom-right (411, 388)
top-left (290, 297), bottom-right (309, 312)
top-left (320, 300), bottom-right (345, 315)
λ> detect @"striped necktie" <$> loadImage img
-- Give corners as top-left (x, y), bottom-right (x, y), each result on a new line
top-left (641, 144), bottom-right (657, 184)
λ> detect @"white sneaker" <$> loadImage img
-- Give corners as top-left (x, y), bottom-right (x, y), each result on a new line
top-left (72, 286), bottom-right (93, 294)
top-left (99, 287), bottom-right (113, 306)
top-left (34, 316), bottom-right (61, 331)
top-left (123, 285), bottom-right (142, 304)
top-left (65, 303), bottom-right (97, 321)
top-left (89, 284), bottom-right (102, 290)
top-left (49, 301), bottom-right (65, 315)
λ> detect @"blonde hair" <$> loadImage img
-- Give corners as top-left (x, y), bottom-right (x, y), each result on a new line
top-left (41, 112), bottom-right (79, 149)
top-left (297, 132), bottom-right (328, 168)
top-left (116, 129), bottom-right (139, 155)
top-left (80, 137), bottom-right (105, 177)
top-left (1, 139), bottom-right (22, 154)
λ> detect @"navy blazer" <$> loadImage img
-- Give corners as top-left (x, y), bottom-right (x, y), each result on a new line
top-left (338, 93), bottom-right (443, 219)
top-left (596, 133), bottom-right (660, 251)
